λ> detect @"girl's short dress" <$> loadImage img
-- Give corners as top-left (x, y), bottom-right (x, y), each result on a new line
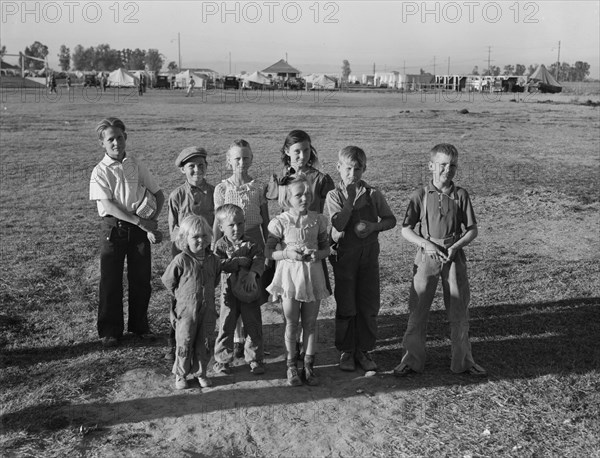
top-left (266, 211), bottom-right (330, 303)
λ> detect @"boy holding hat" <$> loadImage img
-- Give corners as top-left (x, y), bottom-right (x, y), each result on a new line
top-left (165, 146), bottom-right (215, 359)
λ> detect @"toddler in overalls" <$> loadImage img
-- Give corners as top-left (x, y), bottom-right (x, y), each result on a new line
top-left (326, 146), bottom-right (396, 372)
top-left (394, 143), bottom-right (486, 377)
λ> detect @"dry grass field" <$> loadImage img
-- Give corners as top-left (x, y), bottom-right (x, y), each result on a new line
top-left (1, 84), bottom-right (599, 457)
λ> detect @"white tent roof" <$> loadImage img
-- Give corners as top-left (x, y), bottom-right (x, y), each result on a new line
top-left (175, 70), bottom-right (208, 87)
top-left (243, 71), bottom-right (270, 85)
top-left (107, 68), bottom-right (138, 87)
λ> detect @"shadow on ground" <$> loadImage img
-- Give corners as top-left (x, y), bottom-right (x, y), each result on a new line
top-left (1, 296), bottom-right (598, 432)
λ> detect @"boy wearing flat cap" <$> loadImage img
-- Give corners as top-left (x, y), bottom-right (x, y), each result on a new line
top-left (165, 146), bottom-right (215, 360)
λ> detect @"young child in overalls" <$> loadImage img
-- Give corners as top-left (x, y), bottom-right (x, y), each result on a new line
top-left (394, 143), bottom-right (487, 377)
top-left (326, 146), bottom-right (396, 372)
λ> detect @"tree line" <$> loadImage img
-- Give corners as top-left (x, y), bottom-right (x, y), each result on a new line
top-left (471, 62), bottom-right (590, 82)
top-left (4, 41), bottom-right (592, 81)
top-left (7, 41), bottom-right (170, 73)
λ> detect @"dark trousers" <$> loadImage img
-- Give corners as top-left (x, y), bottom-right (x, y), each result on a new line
top-left (98, 217), bottom-right (151, 338)
top-left (330, 241), bottom-right (381, 353)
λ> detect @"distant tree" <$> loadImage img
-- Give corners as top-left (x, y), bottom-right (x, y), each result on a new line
top-left (341, 59), bottom-right (351, 89)
top-left (419, 68), bottom-right (426, 75)
top-left (146, 49), bottom-right (164, 72)
top-left (167, 61), bottom-right (178, 71)
top-left (93, 43), bottom-right (121, 71)
top-left (72, 44), bottom-right (95, 71)
top-left (58, 45), bottom-right (70, 71)
top-left (503, 64), bottom-right (515, 75)
top-left (471, 66), bottom-right (479, 75)
top-left (129, 48), bottom-right (146, 70)
top-left (0, 45), bottom-right (6, 59)
top-left (482, 65), bottom-right (500, 76)
top-left (572, 61), bottom-right (590, 81)
top-left (21, 41), bottom-right (48, 70)
top-left (514, 64), bottom-right (526, 76)
top-left (527, 64), bottom-right (537, 76)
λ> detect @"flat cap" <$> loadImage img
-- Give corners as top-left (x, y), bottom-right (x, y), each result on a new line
top-left (176, 146), bottom-right (207, 167)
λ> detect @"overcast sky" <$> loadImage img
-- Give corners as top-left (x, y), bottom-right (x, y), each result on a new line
top-left (2, 1), bottom-right (599, 77)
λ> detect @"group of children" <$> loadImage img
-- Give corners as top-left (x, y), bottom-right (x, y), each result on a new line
top-left (90, 117), bottom-right (487, 391)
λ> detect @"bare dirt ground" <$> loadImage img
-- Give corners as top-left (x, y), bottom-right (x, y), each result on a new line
top-left (1, 87), bottom-right (599, 457)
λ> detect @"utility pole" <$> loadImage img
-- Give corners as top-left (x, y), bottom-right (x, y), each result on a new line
top-left (447, 56), bottom-right (450, 74)
top-left (555, 40), bottom-right (561, 80)
top-left (403, 60), bottom-right (406, 75)
top-left (178, 32), bottom-right (181, 70)
top-left (433, 56), bottom-right (436, 75)
top-left (229, 52), bottom-right (231, 74)
top-left (487, 46), bottom-right (491, 75)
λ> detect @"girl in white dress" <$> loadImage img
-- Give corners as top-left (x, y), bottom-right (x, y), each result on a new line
top-left (265, 176), bottom-right (330, 386)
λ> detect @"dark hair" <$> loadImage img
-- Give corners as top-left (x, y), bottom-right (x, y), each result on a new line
top-left (429, 143), bottom-right (459, 160)
top-left (280, 130), bottom-right (319, 169)
top-left (96, 117), bottom-right (126, 140)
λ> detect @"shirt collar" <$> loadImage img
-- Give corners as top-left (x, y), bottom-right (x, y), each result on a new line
top-left (185, 179), bottom-right (209, 193)
top-left (101, 152), bottom-right (129, 166)
top-left (428, 179), bottom-right (455, 196)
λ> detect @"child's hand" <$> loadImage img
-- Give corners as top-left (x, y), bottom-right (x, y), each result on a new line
top-left (147, 230), bottom-right (163, 244)
top-left (242, 271), bottom-right (258, 292)
top-left (354, 220), bottom-right (376, 239)
top-left (139, 218), bottom-right (158, 232)
top-left (423, 241), bottom-right (448, 263)
top-left (284, 247), bottom-right (304, 262)
top-left (301, 248), bottom-right (317, 262)
top-left (345, 183), bottom-right (357, 203)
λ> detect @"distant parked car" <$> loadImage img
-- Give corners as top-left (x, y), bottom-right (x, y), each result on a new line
top-left (223, 76), bottom-right (240, 90)
top-left (84, 74), bottom-right (101, 88)
top-left (154, 75), bottom-right (171, 89)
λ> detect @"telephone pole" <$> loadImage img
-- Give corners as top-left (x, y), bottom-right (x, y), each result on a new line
top-left (433, 56), bottom-right (436, 75)
top-left (487, 46), bottom-right (491, 75)
top-left (447, 56), bottom-right (450, 74)
top-left (555, 40), bottom-right (561, 80)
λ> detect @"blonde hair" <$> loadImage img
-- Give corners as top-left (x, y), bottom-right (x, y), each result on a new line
top-left (215, 203), bottom-right (244, 225)
top-left (338, 146), bottom-right (367, 169)
top-left (430, 143), bottom-right (459, 160)
top-left (283, 175), bottom-right (314, 209)
top-left (226, 139), bottom-right (252, 169)
top-left (176, 215), bottom-right (212, 251)
top-left (96, 117), bottom-right (126, 140)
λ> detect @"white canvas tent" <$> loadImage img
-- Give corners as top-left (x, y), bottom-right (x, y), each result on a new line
top-left (107, 68), bottom-right (138, 87)
top-left (527, 64), bottom-right (562, 93)
top-left (305, 74), bottom-right (336, 90)
top-left (242, 71), bottom-right (271, 89)
top-left (175, 70), bottom-right (208, 89)
top-left (131, 69), bottom-right (154, 87)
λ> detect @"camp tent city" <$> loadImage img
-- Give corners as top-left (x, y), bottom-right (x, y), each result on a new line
top-left (106, 68), bottom-right (138, 88)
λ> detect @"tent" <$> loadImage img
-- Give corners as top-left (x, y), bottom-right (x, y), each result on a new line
top-left (305, 74), bottom-right (336, 90)
top-left (242, 71), bottom-right (271, 89)
top-left (527, 64), bottom-right (562, 93)
top-left (175, 70), bottom-right (208, 89)
top-left (107, 68), bottom-right (138, 87)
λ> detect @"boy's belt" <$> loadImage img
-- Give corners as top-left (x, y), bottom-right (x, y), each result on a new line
top-left (427, 234), bottom-right (459, 248)
top-left (103, 215), bottom-right (135, 228)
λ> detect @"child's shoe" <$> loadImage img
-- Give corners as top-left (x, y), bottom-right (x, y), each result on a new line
top-left (249, 361), bottom-right (265, 375)
top-left (286, 359), bottom-right (302, 386)
top-left (302, 355), bottom-right (319, 386)
top-left (197, 376), bottom-right (213, 388)
top-left (234, 342), bottom-right (245, 359)
top-left (174, 375), bottom-right (188, 390)
top-left (339, 352), bottom-right (356, 371)
top-left (213, 362), bottom-right (231, 375)
top-left (355, 351), bottom-right (378, 372)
